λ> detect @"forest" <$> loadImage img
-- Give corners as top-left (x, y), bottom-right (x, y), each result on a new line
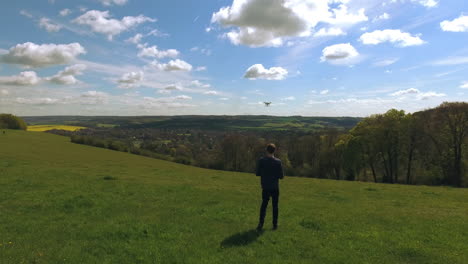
top-left (41, 102), bottom-right (467, 187)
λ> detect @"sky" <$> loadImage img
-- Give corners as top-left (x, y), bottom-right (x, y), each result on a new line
top-left (0, 0), bottom-right (467, 117)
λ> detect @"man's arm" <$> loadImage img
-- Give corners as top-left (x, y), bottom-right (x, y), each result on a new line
top-left (278, 161), bottom-right (284, 179)
top-left (255, 159), bottom-right (261, 176)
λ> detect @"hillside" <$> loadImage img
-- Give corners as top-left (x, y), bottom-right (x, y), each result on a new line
top-left (22, 115), bottom-right (362, 132)
top-left (1, 130), bottom-right (468, 263)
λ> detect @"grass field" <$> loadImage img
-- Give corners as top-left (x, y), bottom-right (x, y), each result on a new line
top-left (27, 125), bottom-right (86, 132)
top-left (1, 130), bottom-right (468, 263)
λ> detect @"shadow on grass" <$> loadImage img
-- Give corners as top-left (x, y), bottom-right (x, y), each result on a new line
top-left (220, 229), bottom-right (263, 248)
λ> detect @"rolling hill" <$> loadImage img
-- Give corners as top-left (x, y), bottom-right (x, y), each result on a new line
top-left (1, 130), bottom-right (467, 263)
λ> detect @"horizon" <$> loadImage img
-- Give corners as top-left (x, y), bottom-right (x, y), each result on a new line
top-left (1, 0), bottom-right (467, 116)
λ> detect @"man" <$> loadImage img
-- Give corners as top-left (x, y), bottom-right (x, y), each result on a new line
top-left (256, 143), bottom-right (284, 231)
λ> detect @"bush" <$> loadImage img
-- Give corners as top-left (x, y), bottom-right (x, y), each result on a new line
top-left (0, 114), bottom-right (27, 130)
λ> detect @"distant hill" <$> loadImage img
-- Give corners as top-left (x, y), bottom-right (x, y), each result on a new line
top-left (22, 115), bottom-right (362, 132)
top-left (1, 130), bottom-right (467, 263)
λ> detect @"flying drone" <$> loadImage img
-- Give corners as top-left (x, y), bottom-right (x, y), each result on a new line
top-left (263, 102), bottom-right (272, 107)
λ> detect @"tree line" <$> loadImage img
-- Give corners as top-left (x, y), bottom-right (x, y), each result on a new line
top-left (62, 102), bottom-right (467, 187)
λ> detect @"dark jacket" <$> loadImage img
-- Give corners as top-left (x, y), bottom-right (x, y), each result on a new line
top-left (256, 156), bottom-right (284, 190)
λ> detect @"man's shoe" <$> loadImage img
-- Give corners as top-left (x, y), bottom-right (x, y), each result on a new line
top-left (272, 225), bottom-right (278, 230)
top-left (256, 225), bottom-right (263, 232)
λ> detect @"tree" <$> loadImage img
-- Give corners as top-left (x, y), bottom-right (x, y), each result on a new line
top-left (0, 114), bottom-right (27, 130)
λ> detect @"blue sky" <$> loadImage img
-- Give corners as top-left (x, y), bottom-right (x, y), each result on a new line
top-left (0, 0), bottom-right (467, 116)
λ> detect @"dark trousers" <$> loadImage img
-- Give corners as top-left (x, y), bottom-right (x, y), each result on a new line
top-left (258, 189), bottom-right (279, 227)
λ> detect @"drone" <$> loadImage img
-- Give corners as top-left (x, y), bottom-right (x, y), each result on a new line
top-left (263, 102), bottom-right (272, 107)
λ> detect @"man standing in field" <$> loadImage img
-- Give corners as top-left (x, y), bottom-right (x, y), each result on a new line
top-left (256, 143), bottom-right (284, 231)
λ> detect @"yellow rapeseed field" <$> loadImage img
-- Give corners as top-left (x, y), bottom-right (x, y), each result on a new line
top-left (27, 125), bottom-right (86, 132)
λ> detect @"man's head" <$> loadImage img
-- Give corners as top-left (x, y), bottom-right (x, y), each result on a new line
top-left (266, 143), bottom-right (276, 155)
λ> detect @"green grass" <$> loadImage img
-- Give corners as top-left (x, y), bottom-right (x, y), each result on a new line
top-left (1, 130), bottom-right (468, 263)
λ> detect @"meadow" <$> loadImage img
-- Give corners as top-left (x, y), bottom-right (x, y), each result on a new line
top-left (27, 125), bottom-right (86, 132)
top-left (1, 130), bottom-right (468, 263)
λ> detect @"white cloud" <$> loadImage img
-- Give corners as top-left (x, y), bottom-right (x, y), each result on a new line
top-left (0, 71), bottom-right (41, 86)
top-left (20, 10), bottom-right (33, 18)
top-left (191, 80), bottom-right (211, 88)
top-left (15, 97), bottom-right (59, 105)
top-left (314, 27), bottom-right (346, 37)
top-left (211, 0), bottom-right (366, 47)
top-left (39, 17), bottom-right (62, 32)
top-left (137, 45), bottom-right (179, 59)
top-left (47, 64), bottom-right (87, 85)
top-left (0, 42), bottom-right (86, 68)
top-left (460, 82), bottom-right (468, 89)
top-left (326, 5), bottom-right (368, 25)
top-left (320, 89), bottom-right (329, 95)
top-left (375, 12), bottom-right (390, 21)
top-left (80, 91), bottom-right (109, 105)
top-left (153, 59), bottom-right (193, 71)
top-left (320, 43), bottom-right (359, 64)
top-left (390, 88), bottom-right (420, 96)
top-left (59, 9), bottom-right (72, 17)
top-left (142, 95), bottom-right (195, 109)
top-left (164, 85), bottom-right (183, 91)
top-left (373, 58), bottom-right (399, 67)
top-left (360, 29), bottom-right (425, 47)
top-left (281, 96), bottom-right (295, 101)
top-left (98, 0), bottom-right (128, 6)
top-left (195, 66), bottom-right (207, 71)
top-left (440, 15), bottom-right (468, 32)
top-left (390, 88), bottom-right (445, 100)
top-left (244, 64), bottom-right (288, 80)
top-left (411, 0), bottom-right (438, 8)
top-left (204, 90), bottom-right (220, 95)
top-left (432, 56), bottom-right (468, 66)
top-left (73, 10), bottom-right (155, 40)
top-left (126, 33), bottom-right (143, 44)
top-left (117, 71), bottom-right (144, 88)
top-left (0, 89), bottom-right (9, 96)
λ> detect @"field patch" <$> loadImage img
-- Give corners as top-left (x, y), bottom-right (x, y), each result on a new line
top-left (27, 125), bottom-right (86, 132)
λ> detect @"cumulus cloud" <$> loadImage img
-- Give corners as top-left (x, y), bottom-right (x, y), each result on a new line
top-left (440, 15), bottom-right (468, 32)
top-left (117, 71), bottom-right (144, 88)
top-left (73, 10), bottom-right (155, 40)
top-left (211, 0), bottom-right (367, 47)
top-left (244, 64), bottom-right (288, 80)
top-left (39, 18), bottom-right (62, 32)
top-left (390, 88), bottom-right (420, 96)
top-left (153, 59), bottom-right (193, 71)
top-left (47, 64), bottom-right (87, 85)
top-left (390, 88), bottom-right (445, 100)
top-left (359, 29), bottom-right (425, 47)
top-left (126, 33), bottom-right (143, 44)
top-left (320, 43), bottom-right (359, 64)
top-left (314, 27), bottom-right (346, 37)
top-left (99, 0), bottom-right (128, 6)
top-left (59, 9), bottom-right (72, 16)
top-left (0, 71), bottom-right (41, 86)
top-left (460, 82), bottom-right (468, 89)
top-left (137, 44), bottom-right (179, 59)
top-left (0, 42), bottom-right (86, 68)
